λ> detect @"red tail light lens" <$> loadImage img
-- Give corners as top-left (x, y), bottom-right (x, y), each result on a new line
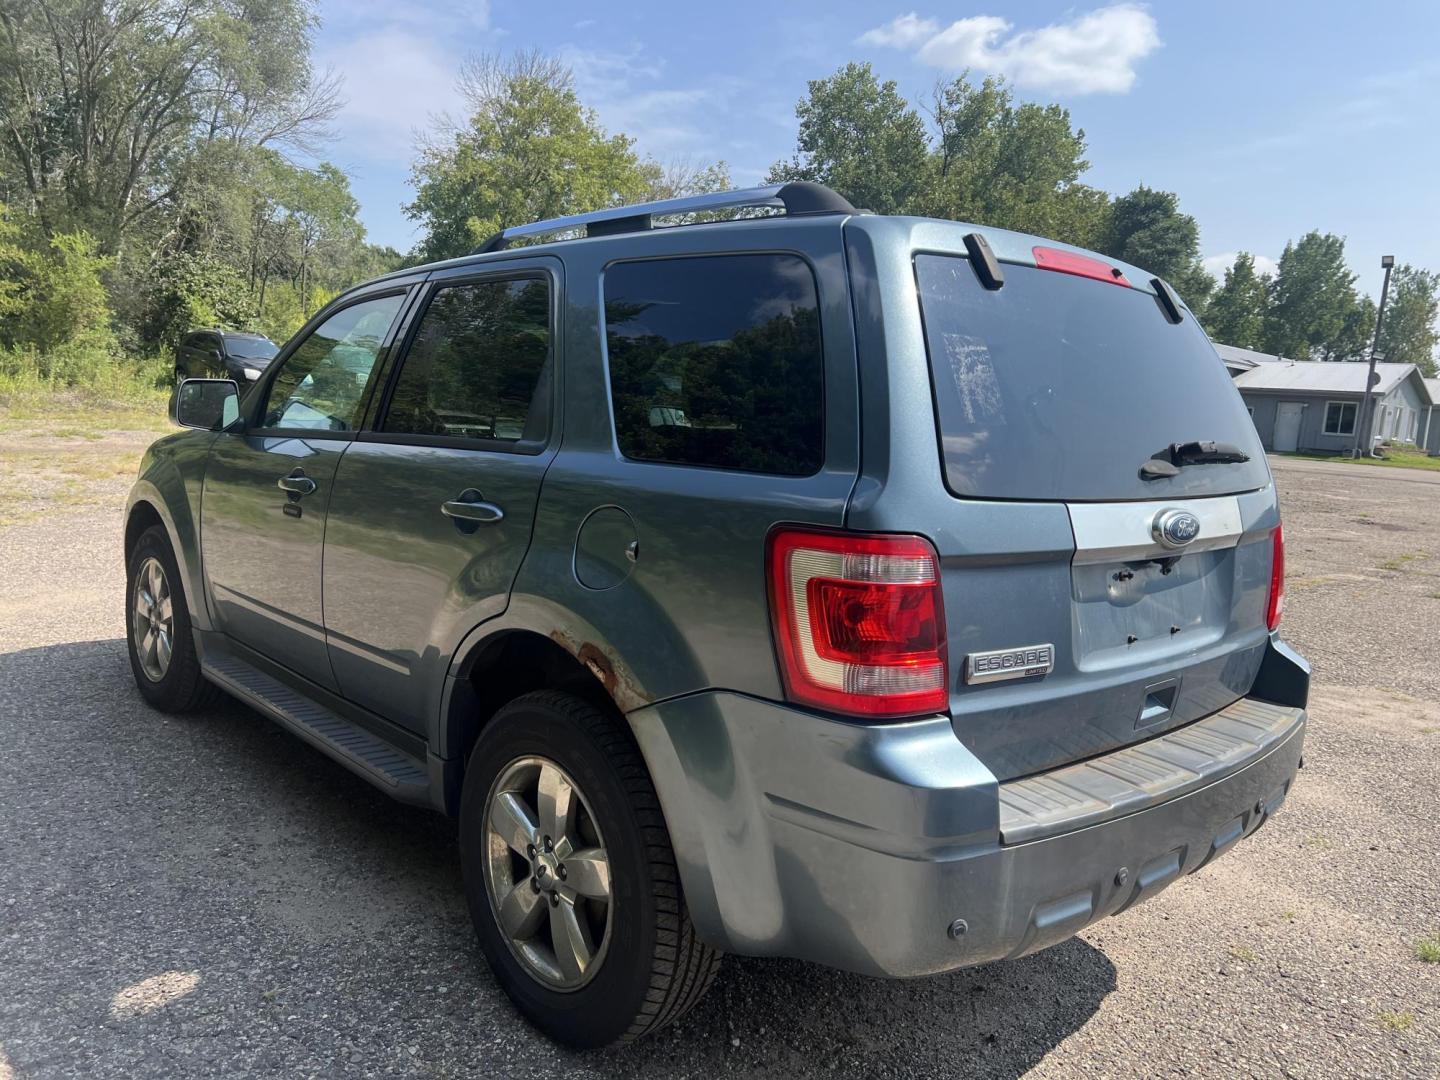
top-left (1032, 246), bottom-right (1131, 287)
top-left (1266, 524), bottom-right (1285, 631)
top-left (767, 528), bottom-right (948, 718)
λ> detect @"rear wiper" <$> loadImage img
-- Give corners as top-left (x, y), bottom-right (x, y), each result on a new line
top-left (1140, 440), bottom-right (1250, 480)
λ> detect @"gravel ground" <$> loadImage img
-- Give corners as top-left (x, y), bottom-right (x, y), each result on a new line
top-left (1, 447), bottom-right (1437, 1079)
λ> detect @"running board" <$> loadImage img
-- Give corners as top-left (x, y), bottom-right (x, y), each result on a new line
top-left (201, 651), bottom-right (430, 805)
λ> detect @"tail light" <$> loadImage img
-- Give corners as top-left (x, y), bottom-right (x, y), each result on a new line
top-left (767, 528), bottom-right (948, 718)
top-left (1032, 246), bottom-right (1131, 287)
top-left (1267, 525), bottom-right (1285, 631)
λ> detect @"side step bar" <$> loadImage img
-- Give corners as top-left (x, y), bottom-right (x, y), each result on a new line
top-left (201, 650), bottom-right (430, 806)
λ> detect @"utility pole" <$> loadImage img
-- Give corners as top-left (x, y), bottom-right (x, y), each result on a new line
top-left (1352, 254), bottom-right (1396, 458)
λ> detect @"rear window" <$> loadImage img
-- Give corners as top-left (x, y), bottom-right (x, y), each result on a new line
top-left (603, 254), bottom-right (823, 476)
top-left (916, 254), bottom-right (1269, 503)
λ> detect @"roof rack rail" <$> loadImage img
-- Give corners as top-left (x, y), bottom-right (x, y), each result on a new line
top-left (472, 181), bottom-right (857, 254)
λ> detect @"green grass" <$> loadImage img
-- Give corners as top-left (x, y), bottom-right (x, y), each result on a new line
top-left (1285, 448), bottom-right (1440, 473)
top-left (1379, 553), bottom-right (1425, 572)
top-left (1228, 944), bottom-right (1258, 963)
top-left (1376, 1011), bottom-right (1415, 1032)
top-left (1415, 933), bottom-right (1440, 963)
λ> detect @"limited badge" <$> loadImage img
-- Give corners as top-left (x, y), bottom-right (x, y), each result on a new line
top-left (965, 644), bottom-right (1055, 685)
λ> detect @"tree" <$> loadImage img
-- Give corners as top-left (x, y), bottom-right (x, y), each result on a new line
top-left (920, 73), bottom-right (1109, 249)
top-left (407, 52), bottom-right (658, 262)
top-left (1100, 186), bottom-right (1213, 312)
top-left (1263, 232), bottom-right (1361, 359)
top-left (767, 63), bottom-right (929, 215)
top-left (0, 0), bottom-right (338, 254)
top-left (1378, 264), bottom-right (1440, 376)
top-left (1204, 252), bottom-right (1269, 348)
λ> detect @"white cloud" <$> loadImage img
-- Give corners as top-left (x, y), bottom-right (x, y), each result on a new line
top-left (860, 4), bottom-right (1160, 95)
top-left (318, 28), bottom-right (466, 163)
top-left (857, 13), bottom-right (940, 48)
top-left (1203, 252), bottom-right (1279, 280)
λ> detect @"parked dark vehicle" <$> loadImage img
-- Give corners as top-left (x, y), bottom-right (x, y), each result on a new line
top-left (126, 183), bottom-right (1309, 1048)
top-left (175, 329), bottom-right (280, 385)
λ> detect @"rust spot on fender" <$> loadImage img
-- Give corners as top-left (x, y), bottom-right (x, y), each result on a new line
top-left (549, 631), bottom-right (648, 713)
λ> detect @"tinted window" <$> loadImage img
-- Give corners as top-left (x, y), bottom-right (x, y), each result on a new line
top-left (916, 255), bottom-right (1269, 502)
top-left (261, 294), bottom-right (404, 431)
top-left (604, 254), bottom-right (823, 475)
top-left (383, 278), bottom-right (551, 443)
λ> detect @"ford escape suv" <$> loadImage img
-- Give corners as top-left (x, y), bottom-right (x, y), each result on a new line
top-left (125, 182), bottom-right (1309, 1048)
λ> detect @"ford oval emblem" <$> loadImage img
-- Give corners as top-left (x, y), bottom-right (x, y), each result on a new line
top-left (1152, 508), bottom-right (1202, 549)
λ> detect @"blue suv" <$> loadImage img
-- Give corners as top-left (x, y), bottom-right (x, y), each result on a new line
top-left (125, 182), bottom-right (1309, 1047)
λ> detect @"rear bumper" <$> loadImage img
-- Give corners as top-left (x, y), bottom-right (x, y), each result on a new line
top-left (629, 689), bottom-right (1305, 978)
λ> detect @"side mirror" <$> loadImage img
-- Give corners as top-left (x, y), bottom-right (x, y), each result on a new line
top-left (208, 349), bottom-right (223, 363)
top-left (172, 378), bottom-right (241, 431)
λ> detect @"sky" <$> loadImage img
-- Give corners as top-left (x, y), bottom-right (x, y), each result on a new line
top-left (312, 0), bottom-right (1440, 300)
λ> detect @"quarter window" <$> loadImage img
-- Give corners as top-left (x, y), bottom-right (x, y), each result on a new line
top-left (1323, 401), bottom-right (1357, 436)
top-left (603, 254), bottom-right (823, 475)
top-left (261, 294), bottom-right (405, 431)
top-left (383, 278), bottom-right (552, 444)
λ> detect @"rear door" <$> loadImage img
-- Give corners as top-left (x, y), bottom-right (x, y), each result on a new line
top-left (320, 259), bottom-right (560, 735)
top-left (201, 289), bottom-right (412, 688)
top-left (846, 219), bottom-right (1279, 781)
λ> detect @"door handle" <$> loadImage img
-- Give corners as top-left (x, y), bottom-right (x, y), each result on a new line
top-left (441, 490), bottom-right (504, 525)
top-left (277, 472), bottom-right (317, 496)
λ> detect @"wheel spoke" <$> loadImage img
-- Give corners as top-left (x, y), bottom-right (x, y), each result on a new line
top-left (147, 562), bottom-right (165, 604)
top-left (563, 847), bottom-right (611, 901)
top-left (549, 898), bottom-right (593, 982)
top-left (135, 587), bottom-right (154, 622)
top-left (496, 878), bottom-right (546, 940)
top-left (154, 629), bottom-right (172, 672)
top-left (157, 596), bottom-right (173, 625)
top-left (490, 791), bottom-right (539, 856)
top-left (537, 762), bottom-right (575, 847)
top-left (140, 626), bottom-right (156, 664)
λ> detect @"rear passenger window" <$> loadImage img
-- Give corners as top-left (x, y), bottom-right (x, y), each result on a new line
top-left (384, 278), bottom-right (552, 444)
top-left (603, 254), bottom-right (823, 475)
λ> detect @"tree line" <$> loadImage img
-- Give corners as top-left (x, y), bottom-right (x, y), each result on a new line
top-left (1, 13), bottom-right (1435, 388)
top-left (0, 0), bottom-right (395, 386)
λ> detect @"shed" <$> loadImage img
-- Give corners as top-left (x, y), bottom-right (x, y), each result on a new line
top-left (1233, 360), bottom-right (1433, 454)
top-left (1424, 378), bottom-right (1440, 456)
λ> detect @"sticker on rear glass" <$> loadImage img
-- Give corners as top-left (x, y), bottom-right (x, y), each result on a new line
top-left (965, 644), bottom-right (1055, 685)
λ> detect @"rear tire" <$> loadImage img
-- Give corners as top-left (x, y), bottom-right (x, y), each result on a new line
top-left (125, 524), bottom-right (218, 713)
top-left (459, 690), bottom-right (722, 1047)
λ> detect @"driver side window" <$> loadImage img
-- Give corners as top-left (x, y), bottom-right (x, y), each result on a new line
top-left (261, 294), bottom-right (406, 431)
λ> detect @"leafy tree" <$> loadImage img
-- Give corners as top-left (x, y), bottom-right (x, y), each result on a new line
top-left (0, 204), bottom-right (113, 352)
top-left (1203, 252), bottom-right (1269, 348)
top-left (1100, 186), bottom-right (1213, 312)
top-left (767, 63), bottom-right (929, 216)
top-left (920, 73), bottom-right (1109, 249)
top-left (407, 52), bottom-right (658, 262)
top-left (141, 251), bottom-right (258, 347)
top-left (1263, 232), bottom-right (1361, 359)
top-left (0, 0), bottom-right (338, 253)
top-left (1378, 264), bottom-right (1440, 376)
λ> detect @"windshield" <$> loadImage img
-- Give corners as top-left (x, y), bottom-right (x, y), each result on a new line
top-left (225, 335), bottom-right (278, 360)
top-left (916, 254), bottom-right (1270, 503)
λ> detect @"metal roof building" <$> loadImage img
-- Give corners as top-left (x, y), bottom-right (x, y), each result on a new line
top-left (1214, 343), bottom-right (1288, 376)
top-left (1424, 378), bottom-right (1440, 455)
top-left (1231, 359), bottom-right (1434, 455)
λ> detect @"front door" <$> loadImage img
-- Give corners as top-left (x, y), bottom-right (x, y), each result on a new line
top-left (322, 266), bottom-right (559, 734)
top-left (1273, 401), bottom-right (1304, 452)
top-left (201, 290), bottom-right (411, 688)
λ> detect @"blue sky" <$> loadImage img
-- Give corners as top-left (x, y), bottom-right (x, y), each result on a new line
top-left (313, 1), bottom-right (1439, 299)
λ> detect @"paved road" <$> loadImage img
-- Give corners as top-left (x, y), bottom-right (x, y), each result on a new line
top-left (1, 446), bottom-right (1438, 1078)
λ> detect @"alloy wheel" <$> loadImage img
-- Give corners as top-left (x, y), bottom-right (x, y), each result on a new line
top-left (482, 756), bottom-right (613, 991)
top-left (131, 556), bottom-right (174, 683)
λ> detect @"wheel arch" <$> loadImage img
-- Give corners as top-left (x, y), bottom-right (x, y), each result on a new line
top-left (124, 484), bottom-right (212, 632)
top-left (437, 625), bottom-right (635, 816)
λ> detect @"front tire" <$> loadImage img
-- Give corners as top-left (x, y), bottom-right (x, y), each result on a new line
top-left (125, 524), bottom-right (217, 713)
top-left (459, 690), bottom-right (721, 1047)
